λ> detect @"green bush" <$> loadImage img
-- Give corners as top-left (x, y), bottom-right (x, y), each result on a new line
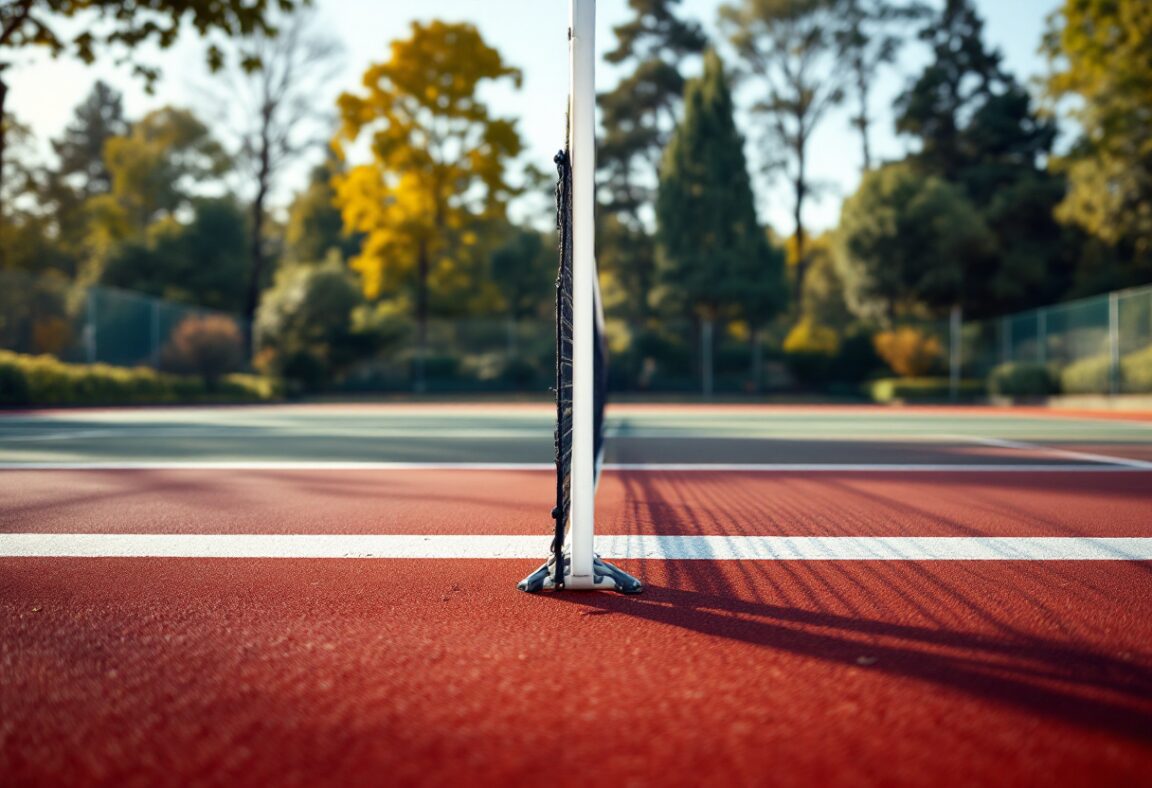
top-left (1121, 345), bottom-right (1152, 393)
top-left (987, 362), bottom-right (1056, 397)
top-left (1060, 355), bottom-right (1113, 394)
top-left (869, 377), bottom-right (984, 403)
top-left (0, 350), bottom-right (281, 406)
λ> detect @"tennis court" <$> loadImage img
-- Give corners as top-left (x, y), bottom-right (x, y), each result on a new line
top-left (2, 403), bottom-right (1152, 786)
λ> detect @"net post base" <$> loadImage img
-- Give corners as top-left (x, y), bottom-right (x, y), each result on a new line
top-left (517, 553), bottom-right (642, 595)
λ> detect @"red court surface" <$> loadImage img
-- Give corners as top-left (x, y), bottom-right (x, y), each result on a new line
top-left (3, 468), bottom-right (1151, 538)
top-left (3, 557), bottom-right (1152, 787)
top-left (3, 403), bottom-right (1152, 786)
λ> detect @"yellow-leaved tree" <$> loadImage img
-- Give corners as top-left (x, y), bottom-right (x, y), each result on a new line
top-left (332, 21), bottom-right (523, 388)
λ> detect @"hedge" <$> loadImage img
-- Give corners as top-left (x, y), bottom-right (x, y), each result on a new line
top-left (869, 377), bottom-right (984, 403)
top-left (987, 362), bottom-right (1056, 397)
top-left (0, 350), bottom-right (282, 406)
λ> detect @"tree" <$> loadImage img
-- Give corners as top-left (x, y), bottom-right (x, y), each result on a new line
top-left (52, 80), bottom-right (127, 197)
top-left (100, 197), bottom-right (250, 312)
top-left (204, 4), bottom-right (343, 348)
top-left (0, 0), bottom-right (310, 261)
top-left (895, 0), bottom-right (1070, 313)
top-left (719, 0), bottom-right (846, 309)
top-left (333, 21), bottom-right (523, 390)
top-left (835, 162), bottom-right (991, 324)
top-left (835, 0), bottom-right (928, 171)
top-left (656, 50), bottom-right (785, 324)
top-left (90, 107), bottom-right (230, 242)
top-left (283, 158), bottom-right (361, 265)
top-left (490, 227), bottom-right (553, 323)
top-left (597, 0), bottom-right (707, 322)
top-left (1045, 0), bottom-right (1152, 282)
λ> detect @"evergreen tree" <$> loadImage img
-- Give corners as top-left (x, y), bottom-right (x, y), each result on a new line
top-left (656, 50), bottom-right (786, 326)
top-left (895, 0), bottom-right (1072, 314)
top-left (597, 0), bottom-right (707, 322)
top-left (52, 81), bottom-right (127, 197)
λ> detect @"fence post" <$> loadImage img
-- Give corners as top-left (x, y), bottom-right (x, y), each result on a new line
top-left (1037, 309), bottom-right (1046, 366)
top-left (1108, 290), bottom-right (1120, 396)
top-left (701, 318), bottom-right (714, 399)
top-left (84, 290), bottom-right (97, 364)
top-left (949, 305), bottom-right (962, 402)
top-left (150, 299), bottom-right (161, 367)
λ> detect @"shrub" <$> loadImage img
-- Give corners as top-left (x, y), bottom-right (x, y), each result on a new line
top-left (1121, 345), bottom-right (1152, 393)
top-left (987, 362), bottom-right (1056, 397)
top-left (1060, 355), bottom-right (1113, 394)
top-left (873, 327), bottom-right (943, 378)
top-left (783, 318), bottom-right (839, 385)
top-left (0, 350), bottom-right (280, 406)
top-left (161, 315), bottom-right (246, 388)
top-left (869, 377), bottom-right (983, 403)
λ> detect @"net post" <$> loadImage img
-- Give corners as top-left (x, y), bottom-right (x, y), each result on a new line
top-left (568, 0), bottom-right (596, 582)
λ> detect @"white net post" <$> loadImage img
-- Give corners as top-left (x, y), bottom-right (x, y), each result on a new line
top-left (568, 0), bottom-right (597, 583)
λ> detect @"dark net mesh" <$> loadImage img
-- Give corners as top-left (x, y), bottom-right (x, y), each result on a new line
top-left (551, 147), bottom-right (607, 585)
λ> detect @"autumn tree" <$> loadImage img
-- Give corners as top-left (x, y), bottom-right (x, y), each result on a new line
top-left (333, 21), bottom-right (523, 391)
top-left (1045, 0), bottom-right (1152, 284)
top-left (283, 158), bottom-right (361, 266)
top-left (0, 0), bottom-right (309, 263)
top-left (719, 0), bottom-right (846, 309)
top-left (203, 4), bottom-right (343, 347)
top-left (597, 0), bottom-right (707, 322)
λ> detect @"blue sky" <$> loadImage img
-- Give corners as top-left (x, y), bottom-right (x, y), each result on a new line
top-left (7, 0), bottom-right (1059, 235)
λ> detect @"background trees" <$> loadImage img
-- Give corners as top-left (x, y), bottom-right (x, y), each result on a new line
top-left (332, 21), bottom-right (523, 390)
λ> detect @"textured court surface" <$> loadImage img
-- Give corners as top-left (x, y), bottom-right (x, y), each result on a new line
top-left (2, 404), bottom-right (1152, 787)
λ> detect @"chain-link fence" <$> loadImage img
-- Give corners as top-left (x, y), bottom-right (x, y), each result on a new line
top-left (949, 286), bottom-right (1152, 396)
top-left (0, 269), bottom-right (250, 369)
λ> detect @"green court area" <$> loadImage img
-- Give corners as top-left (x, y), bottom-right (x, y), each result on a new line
top-left (1, 405), bottom-right (1149, 467)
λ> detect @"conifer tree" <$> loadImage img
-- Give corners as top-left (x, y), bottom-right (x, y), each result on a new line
top-left (656, 50), bottom-right (786, 328)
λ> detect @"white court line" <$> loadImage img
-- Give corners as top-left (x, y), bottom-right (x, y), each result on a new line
top-left (2, 534), bottom-right (1150, 560)
top-left (949, 434), bottom-right (1152, 469)
top-left (0, 461), bottom-right (1148, 472)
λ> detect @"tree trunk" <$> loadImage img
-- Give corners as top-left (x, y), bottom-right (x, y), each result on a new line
top-left (414, 239), bottom-right (429, 393)
top-left (792, 147), bottom-right (808, 315)
top-left (0, 75), bottom-right (8, 268)
top-left (856, 65), bottom-right (872, 172)
top-left (243, 111), bottom-right (273, 359)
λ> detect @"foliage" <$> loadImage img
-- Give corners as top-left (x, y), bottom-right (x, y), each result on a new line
top-left (597, 0), bottom-right (706, 322)
top-left (835, 162), bottom-right (990, 322)
top-left (1122, 345), bottom-right (1152, 393)
top-left (0, 350), bottom-right (278, 406)
top-left (869, 377), bottom-right (983, 402)
top-left (254, 261), bottom-right (384, 390)
top-left (0, 1), bottom-right (309, 84)
top-left (800, 234), bottom-right (852, 331)
top-left (987, 362), bottom-right (1056, 397)
top-left (1045, 0), bottom-right (1152, 279)
top-left (782, 317), bottom-right (840, 385)
top-left (159, 315), bottom-right (246, 388)
top-left (835, 0), bottom-right (929, 170)
top-left (52, 81), bottom-right (127, 197)
top-left (284, 159), bottom-right (361, 265)
top-left (719, 0), bottom-right (846, 306)
top-left (895, 0), bottom-right (1070, 315)
top-left (872, 326), bottom-right (944, 378)
top-left (656, 50), bottom-right (786, 325)
top-left (91, 107), bottom-right (230, 238)
top-left (332, 21), bottom-right (522, 314)
top-left (100, 197), bottom-right (250, 312)
top-left (1059, 354), bottom-right (1113, 394)
top-left (489, 227), bottom-right (553, 322)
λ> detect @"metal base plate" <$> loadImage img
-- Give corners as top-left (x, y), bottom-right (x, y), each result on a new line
top-left (518, 552), bottom-right (642, 594)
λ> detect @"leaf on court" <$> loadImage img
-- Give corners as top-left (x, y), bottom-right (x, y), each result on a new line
top-left (855, 655), bottom-right (878, 666)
